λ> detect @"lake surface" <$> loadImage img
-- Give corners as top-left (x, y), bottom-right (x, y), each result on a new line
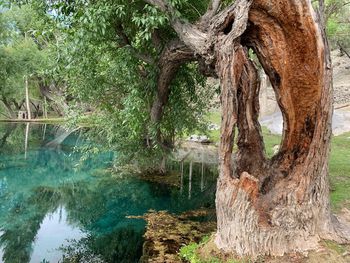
top-left (0, 123), bottom-right (217, 263)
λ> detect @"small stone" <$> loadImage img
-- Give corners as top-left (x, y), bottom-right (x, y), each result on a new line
top-left (342, 251), bottom-right (349, 257)
top-left (208, 123), bottom-right (220, 131)
top-left (272, 145), bottom-right (280, 154)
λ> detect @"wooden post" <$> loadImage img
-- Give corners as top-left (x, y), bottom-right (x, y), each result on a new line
top-left (25, 75), bottom-right (31, 120)
top-left (188, 161), bottom-right (192, 200)
top-left (43, 96), bottom-right (48, 118)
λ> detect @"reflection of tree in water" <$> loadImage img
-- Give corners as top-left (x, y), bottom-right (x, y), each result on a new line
top-left (0, 187), bottom-right (61, 263)
top-left (0, 174), bottom-right (156, 262)
top-left (60, 228), bottom-right (144, 263)
top-left (0, 123), bottom-right (16, 149)
top-left (0, 123), bottom-right (217, 263)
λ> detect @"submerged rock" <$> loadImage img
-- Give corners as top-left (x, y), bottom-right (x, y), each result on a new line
top-left (130, 209), bottom-right (216, 263)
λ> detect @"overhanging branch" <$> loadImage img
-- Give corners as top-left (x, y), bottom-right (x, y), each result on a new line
top-left (144, 0), bottom-right (208, 56)
top-left (115, 24), bottom-right (156, 65)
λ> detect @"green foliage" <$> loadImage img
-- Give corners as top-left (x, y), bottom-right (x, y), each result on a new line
top-left (0, 3), bottom-right (55, 117)
top-left (40, 0), bottom-right (216, 166)
top-left (179, 236), bottom-right (242, 263)
top-left (324, 0), bottom-right (350, 48)
top-left (179, 236), bottom-right (210, 263)
top-left (180, 242), bottom-right (203, 263)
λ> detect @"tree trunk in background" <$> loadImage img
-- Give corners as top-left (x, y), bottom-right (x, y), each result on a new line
top-left (259, 70), bottom-right (269, 116)
top-left (43, 97), bottom-right (48, 118)
top-left (150, 40), bottom-right (194, 147)
top-left (1, 97), bottom-right (16, 119)
top-left (215, 0), bottom-right (350, 258)
top-left (38, 79), bottom-right (68, 117)
top-left (25, 75), bottom-right (31, 120)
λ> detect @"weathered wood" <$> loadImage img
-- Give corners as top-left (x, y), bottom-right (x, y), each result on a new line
top-left (149, 40), bottom-right (195, 147)
top-left (215, 0), bottom-right (350, 258)
top-left (145, 0), bottom-right (350, 257)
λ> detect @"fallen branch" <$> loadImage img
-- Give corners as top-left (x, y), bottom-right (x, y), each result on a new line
top-left (338, 41), bottom-right (350, 60)
top-left (335, 104), bottom-right (350, 110)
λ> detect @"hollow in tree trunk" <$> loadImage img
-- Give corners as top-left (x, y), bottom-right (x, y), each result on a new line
top-left (215, 0), bottom-right (350, 257)
top-left (145, 0), bottom-right (350, 257)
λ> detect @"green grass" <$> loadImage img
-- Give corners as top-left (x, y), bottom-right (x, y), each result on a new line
top-left (329, 132), bottom-right (350, 210)
top-left (179, 236), bottom-right (241, 263)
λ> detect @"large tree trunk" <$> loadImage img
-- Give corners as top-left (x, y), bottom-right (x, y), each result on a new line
top-left (215, 0), bottom-right (350, 258)
top-left (145, 0), bottom-right (350, 257)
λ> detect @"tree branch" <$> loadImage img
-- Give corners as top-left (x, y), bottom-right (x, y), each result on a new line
top-left (199, 0), bottom-right (222, 26)
top-left (144, 0), bottom-right (208, 56)
top-left (115, 24), bottom-right (156, 65)
top-left (150, 39), bottom-right (195, 147)
top-left (338, 41), bottom-right (350, 59)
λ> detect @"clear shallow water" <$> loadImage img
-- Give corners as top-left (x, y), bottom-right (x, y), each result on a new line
top-left (0, 123), bottom-right (217, 263)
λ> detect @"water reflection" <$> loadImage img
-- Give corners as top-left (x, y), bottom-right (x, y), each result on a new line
top-left (31, 207), bottom-right (85, 263)
top-left (0, 123), bottom-right (217, 263)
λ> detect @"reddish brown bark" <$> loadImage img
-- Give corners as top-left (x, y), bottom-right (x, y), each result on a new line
top-left (215, 0), bottom-right (350, 257)
top-left (146, 0), bottom-right (350, 257)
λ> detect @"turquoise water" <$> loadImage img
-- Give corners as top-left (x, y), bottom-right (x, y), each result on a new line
top-left (0, 123), bottom-right (217, 263)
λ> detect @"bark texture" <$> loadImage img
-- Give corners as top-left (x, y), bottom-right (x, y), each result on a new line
top-left (146, 0), bottom-right (350, 258)
top-left (149, 40), bottom-right (195, 147)
top-left (215, 0), bottom-right (350, 257)
top-left (38, 80), bottom-right (68, 116)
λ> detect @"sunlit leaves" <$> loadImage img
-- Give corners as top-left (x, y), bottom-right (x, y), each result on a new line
top-left (132, 4), bottom-right (168, 43)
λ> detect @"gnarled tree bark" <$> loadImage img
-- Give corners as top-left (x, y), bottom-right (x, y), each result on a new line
top-left (150, 40), bottom-right (195, 147)
top-left (146, 0), bottom-right (350, 258)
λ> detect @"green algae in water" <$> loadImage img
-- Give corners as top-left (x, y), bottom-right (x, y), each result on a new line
top-left (0, 123), bottom-right (217, 263)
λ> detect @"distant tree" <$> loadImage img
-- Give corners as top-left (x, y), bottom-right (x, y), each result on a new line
top-left (0, 3), bottom-right (67, 119)
top-left (316, 0), bottom-right (350, 48)
top-left (38, 0), bottom-right (216, 167)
